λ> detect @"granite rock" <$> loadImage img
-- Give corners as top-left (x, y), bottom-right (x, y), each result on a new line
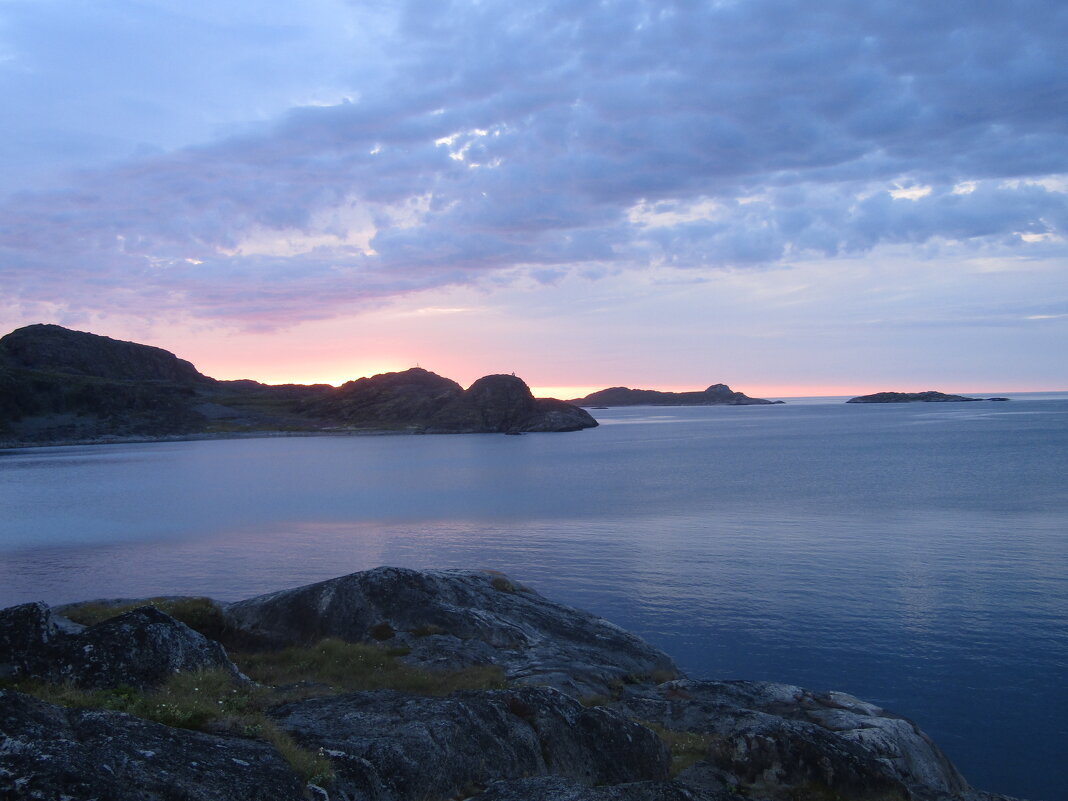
top-left (223, 566), bottom-right (678, 697)
top-left (0, 602), bottom-right (243, 689)
top-left (0, 689), bottom-right (304, 801)
top-left (271, 686), bottom-right (670, 801)
top-left (617, 679), bottom-right (972, 801)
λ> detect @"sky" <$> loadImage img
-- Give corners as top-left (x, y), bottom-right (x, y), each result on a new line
top-left (0, 0), bottom-right (1065, 398)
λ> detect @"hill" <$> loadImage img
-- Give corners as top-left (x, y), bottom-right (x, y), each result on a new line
top-left (0, 324), bottom-right (596, 444)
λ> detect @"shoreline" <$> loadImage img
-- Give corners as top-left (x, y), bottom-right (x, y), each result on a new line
top-left (0, 567), bottom-right (1025, 801)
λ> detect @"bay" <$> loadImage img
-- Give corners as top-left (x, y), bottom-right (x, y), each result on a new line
top-left (2, 397), bottom-right (1066, 800)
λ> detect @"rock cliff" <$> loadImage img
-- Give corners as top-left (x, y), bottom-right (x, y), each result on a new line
top-left (0, 324), bottom-right (596, 443)
top-left (0, 568), bottom-right (1024, 801)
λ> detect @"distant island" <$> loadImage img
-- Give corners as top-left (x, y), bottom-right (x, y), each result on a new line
top-left (571, 383), bottom-right (783, 406)
top-left (846, 391), bottom-right (1010, 404)
top-left (0, 324), bottom-right (597, 446)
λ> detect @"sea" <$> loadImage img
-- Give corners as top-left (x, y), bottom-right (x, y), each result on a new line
top-left (2, 394), bottom-right (1066, 801)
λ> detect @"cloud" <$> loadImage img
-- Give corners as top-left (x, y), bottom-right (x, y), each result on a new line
top-left (1, 0), bottom-right (1066, 325)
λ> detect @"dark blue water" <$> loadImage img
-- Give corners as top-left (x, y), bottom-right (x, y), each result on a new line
top-left (2, 398), bottom-right (1066, 800)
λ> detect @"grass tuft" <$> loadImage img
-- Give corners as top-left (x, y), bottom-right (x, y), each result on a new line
top-left (3, 669), bottom-right (334, 787)
top-left (638, 720), bottom-right (717, 777)
top-left (234, 638), bottom-right (506, 696)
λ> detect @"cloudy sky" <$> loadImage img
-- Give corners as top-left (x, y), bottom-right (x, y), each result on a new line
top-left (1, 0), bottom-right (1065, 396)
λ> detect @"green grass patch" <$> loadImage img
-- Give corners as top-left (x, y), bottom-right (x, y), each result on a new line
top-left (578, 693), bottom-right (611, 707)
top-left (4, 669), bottom-right (334, 786)
top-left (234, 637), bottom-right (506, 696)
top-left (637, 720), bottom-right (717, 777)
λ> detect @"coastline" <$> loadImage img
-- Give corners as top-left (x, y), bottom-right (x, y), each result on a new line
top-left (0, 567), bottom-right (1026, 801)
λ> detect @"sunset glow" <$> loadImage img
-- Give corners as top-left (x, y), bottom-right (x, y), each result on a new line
top-left (0, 1), bottom-right (1064, 394)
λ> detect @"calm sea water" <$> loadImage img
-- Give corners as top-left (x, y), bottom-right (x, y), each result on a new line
top-left (2, 397), bottom-right (1066, 800)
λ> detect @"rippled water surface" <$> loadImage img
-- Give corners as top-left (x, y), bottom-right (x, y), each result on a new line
top-left (2, 397), bottom-right (1067, 800)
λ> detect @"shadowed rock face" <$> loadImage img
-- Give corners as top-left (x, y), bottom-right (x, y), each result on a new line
top-left (0, 602), bottom-right (243, 689)
top-left (571, 384), bottom-right (780, 406)
top-left (0, 689), bottom-right (304, 801)
top-left (0, 324), bottom-right (209, 384)
top-left (272, 687), bottom-right (671, 800)
top-left (312, 370), bottom-right (598, 433)
top-left (223, 567), bottom-right (676, 697)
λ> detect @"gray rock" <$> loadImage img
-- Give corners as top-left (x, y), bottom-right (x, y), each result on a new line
top-left (0, 689), bottom-right (304, 801)
top-left (224, 567), bottom-right (678, 697)
top-left (271, 686), bottom-right (670, 801)
top-left (618, 680), bottom-right (971, 801)
top-left (0, 602), bottom-right (243, 689)
top-left (472, 775), bottom-right (738, 801)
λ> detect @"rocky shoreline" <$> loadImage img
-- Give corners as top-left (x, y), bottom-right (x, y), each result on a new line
top-left (0, 568), bottom-right (1026, 801)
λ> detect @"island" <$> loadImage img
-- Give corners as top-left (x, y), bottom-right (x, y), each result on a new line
top-left (571, 383), bottom-right (783, 406)
top-left (0, 324), bottom-right (597, 446)
top-left (846, 391), bottom-right (1008, 404)
top-left (0, 567), bottom-right (1022, 800)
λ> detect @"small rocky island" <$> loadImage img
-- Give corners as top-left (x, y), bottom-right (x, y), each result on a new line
top-left (846, 391), bottom-right (1008, 404)
top-left (0, 324), bottom-right (596, 445)
top-left (571, 384), bottom-right (782, 407)
top-left (1, 568), bottom-right (1022, 801)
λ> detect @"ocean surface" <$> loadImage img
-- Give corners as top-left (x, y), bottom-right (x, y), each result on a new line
top-left (2, 395), bottom-right (1066, 800)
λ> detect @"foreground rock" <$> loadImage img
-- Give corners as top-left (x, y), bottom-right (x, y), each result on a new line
top-left (224, 567), bottom-right (677, 697)
top-left (846, 391), bottom-right (991, 403)
top-left (0, 602), bottom-right (243, 689)
top-left (0, 689), bottom-right (303, 801)
top-left (274, 687), bottom-right (670, 800)
top-left (0, 568), bottom-right (1026, 801)
top-left (0, 324), bottom-right (596, 444)
top-left (618, 680), bottom-right (973, 801)
top-left (571, 384), bottom-right (782, 406)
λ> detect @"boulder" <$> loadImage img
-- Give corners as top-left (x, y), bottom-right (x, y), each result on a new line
top-left (0, 689), bottom-right (304, 801)
top-left (0, 602), bottom-right (243, 689)
top-left (271, 686), bottom-right (670, 801)
top-left (223, 567), bottom-right (678, 696)
top-left (617, 679), bottom-right (972, 801)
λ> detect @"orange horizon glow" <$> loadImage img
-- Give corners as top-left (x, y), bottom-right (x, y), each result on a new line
top-left (195, 362), bottom-right (1066, 400)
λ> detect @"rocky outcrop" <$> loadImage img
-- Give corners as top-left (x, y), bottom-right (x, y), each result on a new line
top-left (571, 384), bottom-right (782, 407)
top-left (223, 567), bottom-right (674, 697)
top-left (0, 569), bottom-right (1026, 801)
top-left (617, 680), bottom-right (970, 801)
top-left (846, 391), bottom-right (986, 403)
top-left (0, 323), bottom-right (210, 384)
top-left (311, 370), bottom-right (597, 434)
top-left (0, 689), bottom-right (304, 801)
top-left (0, 325), bottom-right (596, 443)
top-left (273, 687), bottom-right (670, 800)
top-left (0, 602), bottom-right (243, 689)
